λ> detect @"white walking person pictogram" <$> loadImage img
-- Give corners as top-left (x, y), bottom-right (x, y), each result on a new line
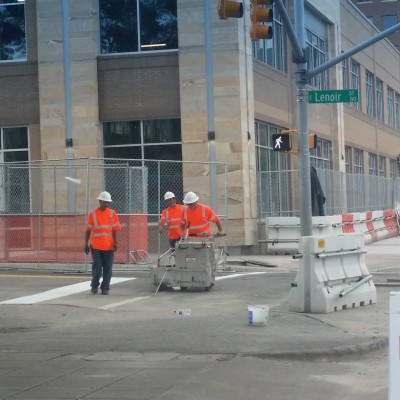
top-left (274, 136), bottom-right (283, 149)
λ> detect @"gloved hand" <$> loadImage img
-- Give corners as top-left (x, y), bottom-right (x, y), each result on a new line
top-left (84, 244), bottom-right (90, 255)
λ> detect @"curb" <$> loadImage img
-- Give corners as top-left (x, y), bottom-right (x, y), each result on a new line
top-left (240, 337), bottom-right (388, 361)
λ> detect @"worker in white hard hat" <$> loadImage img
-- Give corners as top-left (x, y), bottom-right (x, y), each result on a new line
top-left (158, 191), bottom-right (184, 248)
top-left (84, 191), bottom-right (121, 295)
top-left (182, 191), bottom-right (224, 237)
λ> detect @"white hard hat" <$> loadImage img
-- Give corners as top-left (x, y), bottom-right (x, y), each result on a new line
top-left (164, 191), bottom-right (175, 200)
top-left (97, 191), bottom-right (112, 202)
top-left (183, 191), bottom-right (199, 204)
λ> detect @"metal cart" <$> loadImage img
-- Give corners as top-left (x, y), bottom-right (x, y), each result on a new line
top-left (152, 236), bottom-right (226, 292)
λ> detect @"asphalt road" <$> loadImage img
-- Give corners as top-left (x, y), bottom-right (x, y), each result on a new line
top-left (0, 237), bottom-right (398, 399)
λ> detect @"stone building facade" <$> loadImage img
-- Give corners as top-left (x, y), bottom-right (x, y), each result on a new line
top-left (1, 0), bottom-right (400, 252)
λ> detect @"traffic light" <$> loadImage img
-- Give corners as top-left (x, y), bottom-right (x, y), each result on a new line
top-left (218, 0), bottom-right (243, 20)
top-left (272, 133), bottom-right (291, 151)
top-left (309, 134), bottom-right (317, 149)
top-left (250, 0), bottom-right (273, 41)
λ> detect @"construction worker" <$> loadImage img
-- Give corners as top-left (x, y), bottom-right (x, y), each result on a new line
top-left (84, 191), bottom-right (121, 295)
top-left (182, 191), bottom-right (224, 237)
top-left (158, 191), bottom-right (184, 248)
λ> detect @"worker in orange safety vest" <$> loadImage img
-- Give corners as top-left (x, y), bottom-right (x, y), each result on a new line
top-left (158, 191), bottom-right (184, 248)
top-left (84, 191), bottom-right (121, 295)
top-left (182, 191), bottom-right (224, 237)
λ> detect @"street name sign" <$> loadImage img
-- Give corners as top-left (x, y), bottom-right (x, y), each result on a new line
top-left (308, 89), bottom-right (359, 104)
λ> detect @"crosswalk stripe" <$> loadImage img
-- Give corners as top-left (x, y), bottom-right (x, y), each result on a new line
top-left (0, 277), bottom-right (135, 305)
top-left (216, 272), bottom-right (267, 280)
top-left (99, 296), bottom-right (150, 310)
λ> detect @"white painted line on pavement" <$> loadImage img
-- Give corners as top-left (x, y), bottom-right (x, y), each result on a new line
top-left (216, 272), bottom-right (267, 280)
top-left (99, 296), bottom-right (150, 310)
top-left (0, 277), bottom-right (135, 305)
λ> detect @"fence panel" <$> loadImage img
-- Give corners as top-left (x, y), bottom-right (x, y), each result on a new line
top-left (0, 158), bottom-right (227, 269)
top-left (258, 169), bottom-right (400, 217)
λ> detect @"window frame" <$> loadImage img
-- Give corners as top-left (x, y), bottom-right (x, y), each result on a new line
top-left (0, 0), bottom-right (27, 62)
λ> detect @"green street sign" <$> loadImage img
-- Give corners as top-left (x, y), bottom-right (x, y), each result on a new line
top-left (308, 89), bottom-right (359, 104)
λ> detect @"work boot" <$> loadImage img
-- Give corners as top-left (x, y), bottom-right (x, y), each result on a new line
top-left (101, 289), bottom-right (109, 295)
top-left (91, 287), bottom-right (98, 294)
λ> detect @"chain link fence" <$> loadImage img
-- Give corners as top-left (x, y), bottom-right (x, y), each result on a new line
top-left (0, 158), bottom-right (228, 269)
top-left (258, 169), bottom-right (400, 218)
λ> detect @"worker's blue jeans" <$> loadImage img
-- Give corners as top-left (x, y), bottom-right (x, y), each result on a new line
top-left (91, 248), bottom-right (114, 290)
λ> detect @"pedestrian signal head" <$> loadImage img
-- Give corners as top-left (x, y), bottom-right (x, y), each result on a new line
top-left (183, 191), bottom-right (199, 204)
top-left (164, 191), bottom-right (175, 201)
top-left (97, 191), bottom-right (112, 202)
top-left (272, 133), bottom-right (291, 151)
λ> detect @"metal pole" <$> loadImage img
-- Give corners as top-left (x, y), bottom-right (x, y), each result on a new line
top-left (294, 0), bottom-right (312, 312)
top-left (204, 0), bottom-right (218, 212)
top-left (62, 0), bottom-right (75, 212)
top-left (294, 0), bottom-right (312, 238)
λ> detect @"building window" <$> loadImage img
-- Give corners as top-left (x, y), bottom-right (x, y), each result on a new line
top-left (103, 119), bottom-right (182, 213)
top-left (345, 146), bottom-right (352, 173)
top-left (255, 122), bottom-right (290, 217)
top-left (310, 138), bottom-right (331, 170)
top-left (0, 126), bottom-right (29, 213)
top-left (103, 119), bottom-right (181, 159)
top-left (390, 159), bottom-right (397, 178)
top-left (0, 0), bottom-right (26, 61)
top-left (366, 71), bottom-right (374, 117)
top-left (306, 28), bottom-right (328, 89)
top-left (382, 15), bottom-right (398, 31)
top-left (376, 78), bottom-right (384, 122)
top-left (388, 87), bottom-right (395, 127)
top-left (252, 3), bottom-right (286, 72)
top-left (99, 0), bottom-right (178, 55)
top-left (350, 60), bottom-right (360, 110)
top-left (368, 153), bottom-right (378, 176)
top-left (395, 92), bottom-right (400, 130)
top-left (378, 156), bottom-right (386, 177)
top-left (354, 149), bottom-right (363, 174)
top-left (366, 16), bottom-right (374, 25)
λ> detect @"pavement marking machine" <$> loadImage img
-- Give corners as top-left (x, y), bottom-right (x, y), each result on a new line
top-left (152, 235), bottom-right (227, 293)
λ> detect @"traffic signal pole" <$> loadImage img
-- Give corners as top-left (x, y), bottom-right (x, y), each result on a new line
top-left (218, 0), bottom-right (400, 312)
top-left (274, 0), bottom-right (312, 239)
top-left (273, 0), bottom-right (400, 313)
top-left (204, 0), bottom-right (218, 212)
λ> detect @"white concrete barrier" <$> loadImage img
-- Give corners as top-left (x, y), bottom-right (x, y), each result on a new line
top-left (288, 233), bottom-right (377, 314)
top-left (265, 215), bottom-right (342, 254)
top-left (264, 210), bottom-right (399, 254)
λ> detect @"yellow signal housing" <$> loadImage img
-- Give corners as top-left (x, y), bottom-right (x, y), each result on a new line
top-left (250, 0), bottom-right (273, 41)
top-left (218, 0), bottom-right (243, 20)
top-left (309, 133), bottom-right (317, 149)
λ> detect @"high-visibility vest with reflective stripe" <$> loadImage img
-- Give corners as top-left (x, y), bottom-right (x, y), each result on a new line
top-left (183, 203), bottom-right (219, 237)
top-left (160, 204), bottom-right (184, 239)
top-left (86, 208), bottom-right (121, 250)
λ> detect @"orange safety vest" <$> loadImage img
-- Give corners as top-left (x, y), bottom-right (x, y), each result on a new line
top-left (86, 208), bottom-right (121, 250)
top-left (183, 203), bottom-right (219, 237)
top-left (160, 204), bottom-right (184, 239)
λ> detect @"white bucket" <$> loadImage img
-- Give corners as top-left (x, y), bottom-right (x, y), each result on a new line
top-left (248, 305), bottom-right (269, 327)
